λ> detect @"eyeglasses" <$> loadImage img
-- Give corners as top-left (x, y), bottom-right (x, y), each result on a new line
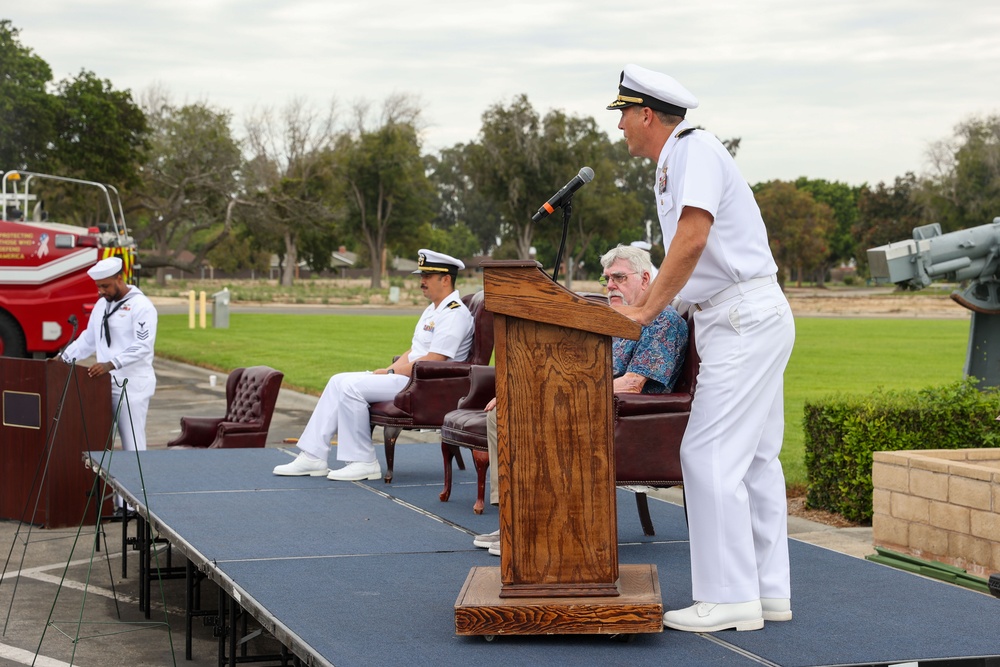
top-left (599, 271), bottom-right (637, 287)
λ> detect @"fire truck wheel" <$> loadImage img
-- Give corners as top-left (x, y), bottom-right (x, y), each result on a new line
top-left (0, 311), bottom-right (27, 358)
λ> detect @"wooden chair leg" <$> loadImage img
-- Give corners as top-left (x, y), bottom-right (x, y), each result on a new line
top-left (440, 442), bottom-right (456, 502)
top-left (382, 426), bottom-right (401, 483)
top-left (635, 491), bottom-right (656, 536)
top-left (471, 449), bottom-right (490, 515)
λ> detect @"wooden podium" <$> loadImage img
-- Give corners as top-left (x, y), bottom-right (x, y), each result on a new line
top-left (0, 358), bottom-right (112, 528)
top-left (454, 261), bottom-right (664, 636)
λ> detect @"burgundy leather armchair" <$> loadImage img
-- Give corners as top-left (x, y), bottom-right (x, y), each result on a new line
top-left (440, 312), bottom-right (698, 535)
top-left (167, 366), bottom-right (284, 449)
top-left (368, 291), bottom-right (494, 483)
top-left (439, 364), bottom-right (495, 513)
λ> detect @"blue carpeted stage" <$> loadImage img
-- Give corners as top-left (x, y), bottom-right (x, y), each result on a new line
top-left (87, 446), bottom-right (1000, 667)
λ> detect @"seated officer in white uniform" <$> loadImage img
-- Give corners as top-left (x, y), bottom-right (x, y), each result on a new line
top-left (273, 249), bottom-right (475, 481)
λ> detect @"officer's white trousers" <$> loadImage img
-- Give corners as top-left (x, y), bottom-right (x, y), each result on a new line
top-left (296, 371), bottom-right (409, 463)
top-left (681, 282), bottom-right (795, 604)
top-left (111, 373), bottom-right (156, 452)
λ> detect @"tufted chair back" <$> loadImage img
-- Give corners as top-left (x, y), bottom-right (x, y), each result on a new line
top-left (461, 291), bottom-right (494, 365)
top-left (226, 367), bottom-right (272, 425)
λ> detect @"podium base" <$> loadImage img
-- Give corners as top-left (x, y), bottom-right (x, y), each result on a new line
top-left (454, 564), bottom-right (663, 636)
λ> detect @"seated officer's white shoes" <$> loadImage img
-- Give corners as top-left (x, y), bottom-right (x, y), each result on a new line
top-left (327, 460), bottom-right (382, 481)
top-left (663, 601), bottom-right (763, 632)
top-left (273, 452), bottom-right (329, 477)
top-left (761, 597), bottom-right (792, 621)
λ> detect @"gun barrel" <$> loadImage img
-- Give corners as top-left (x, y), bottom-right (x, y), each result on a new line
top-left (868, 218), bottom-right (1000, 288)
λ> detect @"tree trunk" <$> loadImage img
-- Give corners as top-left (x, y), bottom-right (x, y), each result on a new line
top-left (281, 231), bottom-right (297, 287)
top-left (154, 232), bottom-right (170, 287)
top-left (368, 243), bottom-right (382, 289)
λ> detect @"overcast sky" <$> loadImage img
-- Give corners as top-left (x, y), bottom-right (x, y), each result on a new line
top-left (9, 1), bottom-right (1000, 187)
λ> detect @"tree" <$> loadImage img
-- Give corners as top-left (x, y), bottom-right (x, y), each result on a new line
top-left (793, 178), bottom-right (861, 285)
top-left (853, 173), bottom-right (930, 275)
top-left (754, 181), bottom-right (833, 287)
top-left (531, 111), bottom-right (644, 287)
top-left (51, 70), bottom-right (147, 187)
top-left (129, 92), bottom-right (244, 285)
top-left (0, 20), bottom-right (56, 170)
top-left (926, 114), bottom-right (1000, 232)
top-left (333, 94), bottom-right (433, 288)
top-left (243, 98), bottom-right (340, 286)
top-left (427, 144), bottom-right (503, 255)
top-left (465, 94), bottom-right (552, 260)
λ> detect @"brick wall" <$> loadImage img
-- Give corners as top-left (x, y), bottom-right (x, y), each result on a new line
top-left (872, 449), bottom-right (1000, 578)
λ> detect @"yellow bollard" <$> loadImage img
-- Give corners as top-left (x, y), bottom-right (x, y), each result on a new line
top-left (200, 291), bottom-right (207, 329)
top-left (188, 290), bottom-right (195, 329)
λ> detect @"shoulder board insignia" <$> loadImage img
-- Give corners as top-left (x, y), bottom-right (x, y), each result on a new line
top-left (447, 300), bottom-right (461, 310)
top-left (677, 128), bottom-right (697, 138)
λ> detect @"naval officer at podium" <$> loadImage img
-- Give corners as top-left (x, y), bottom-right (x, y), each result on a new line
top-left (608, 64), bottom-right (795, 633)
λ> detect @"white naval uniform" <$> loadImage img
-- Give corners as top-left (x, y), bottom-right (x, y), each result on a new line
top-left (295, 290), bottom-right (474, 464)
top-left (62, 287), bottom-right (158, 452)
top-left (656, 120), bottom-right (795, 605)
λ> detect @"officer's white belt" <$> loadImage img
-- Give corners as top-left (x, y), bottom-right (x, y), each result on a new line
top-left (696, 274), bottom-right (777, 310)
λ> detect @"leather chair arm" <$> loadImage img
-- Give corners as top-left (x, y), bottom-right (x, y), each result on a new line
top-left (408, 360), bottom-right (474, 380)
top-left (614, 392), bottom-right (692, 418)
top-left (215, 421), bottom-right (264, 435)
top-left (457, 365), bottom-right (496, 410)
top-left (166, 416), bottom-right (224, 447)
top-left (210, 422), bottom-right (267, 449)
top-left (392, 360), bottom-right (473, 423)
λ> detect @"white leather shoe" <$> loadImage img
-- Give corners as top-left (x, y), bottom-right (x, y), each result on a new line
top-left (663, 601), bottom-right (764, 632)
top-left (761, 597), bottom-right (792, 621)
top-left (473, 529), bottom-right (500, 549)
top-left (487, 542), bottom-right (500, 557)
top-left (273, 452), bottom-right (329, 477)
top-left (327, 460), bottom-right (382, 481)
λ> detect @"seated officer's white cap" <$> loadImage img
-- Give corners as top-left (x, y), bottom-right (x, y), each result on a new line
top-left (87, 256), bottom-right (123, 280)
top-left (607, 64), bottom-right (699, 117)
top-left (413, 249), bottom-right (464, 275)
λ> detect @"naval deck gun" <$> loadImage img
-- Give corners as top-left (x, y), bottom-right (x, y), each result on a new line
top-left (867, 217), bottom-right (1000, 387)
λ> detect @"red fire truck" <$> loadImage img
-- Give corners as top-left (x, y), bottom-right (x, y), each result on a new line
top-left (0, 171), bottom-right (138, 358)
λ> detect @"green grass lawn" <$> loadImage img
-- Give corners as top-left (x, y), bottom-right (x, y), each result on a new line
top-left (157, 314), bottom-right (970, 489)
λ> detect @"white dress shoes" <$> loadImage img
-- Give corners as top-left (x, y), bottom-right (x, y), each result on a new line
top-left (473, 529), bottom-right (500, 549)
top-left (273, 452), bottom-right (329, 476)
top-left (327, 460), bottom-right (382, 481)
top-left (761, 597), bottom-right (792, 621)
top-left (662, 600), bottom-right (764, 632)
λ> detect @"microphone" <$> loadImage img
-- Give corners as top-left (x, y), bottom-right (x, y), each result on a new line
top-left (58, 315), bottom-right (79, 359)
top-left (531, 167), bottom-right (594, 222)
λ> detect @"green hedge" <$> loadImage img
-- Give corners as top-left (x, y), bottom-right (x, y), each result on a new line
top-left (803, 379), bottom-right (1000, 523)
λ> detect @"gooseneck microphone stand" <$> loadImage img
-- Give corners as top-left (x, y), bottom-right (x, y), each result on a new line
top-left (551, 198), bottom-right (573, 285)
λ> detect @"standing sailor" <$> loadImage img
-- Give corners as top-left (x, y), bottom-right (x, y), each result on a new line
top-left (61, 256), bottom-right (158, 454)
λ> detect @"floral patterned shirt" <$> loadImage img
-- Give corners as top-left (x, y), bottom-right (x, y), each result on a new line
top-left (612, 306), bottom-right (688, 394)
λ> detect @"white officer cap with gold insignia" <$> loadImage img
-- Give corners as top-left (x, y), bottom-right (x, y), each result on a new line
top-left (413, 249), bottom-right (464, 276)
top-left (607, 64), bottom-right (699, 117)
top-left (87, 256), bottom-right (123, 280)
